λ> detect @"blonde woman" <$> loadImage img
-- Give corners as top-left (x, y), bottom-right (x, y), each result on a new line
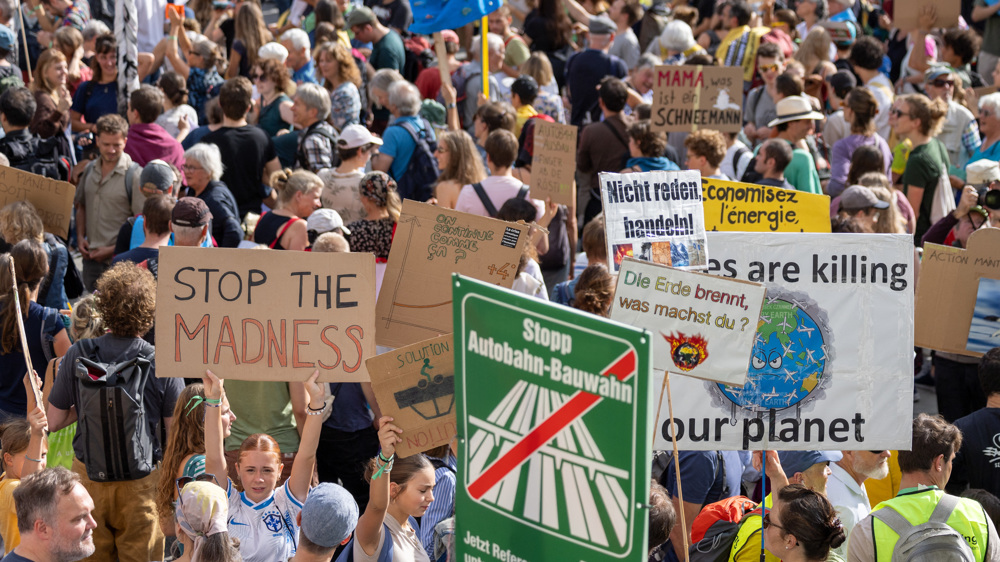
top-left (253, 169), bottom-right (322, 251)
top-left (315, 41), bottom-right (362, 131)
top-left (29, 49), bottom-right (71, 141)
top-left (521, 53), bottom-right (565, 123)
top-left (344, 172), bottom-right (401, 260)
top-left (433, 130), bottom-right (487, 209)
top-left (794, 27), bottom-right (832, 75)
top-left (227, 3), bottom-right (272, 79)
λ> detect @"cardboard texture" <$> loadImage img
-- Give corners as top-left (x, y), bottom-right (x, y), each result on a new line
top-left (0, 166), bottom-right (74, 239)
top-left (367, 334), bottom-right (456, 457)
top-left (915, 228), bottom-right (1000, 358)
top-left (375, 201), bottom-right (531, 348)
top-left (703, 177), bottom-right (832, 233)
top-left (894, 2), bottom-right (959, 32)
top-left (155, 246), bottom-right (376, 382)
top-left (531, 121), bottom-right (578, 206)
top-left (599, 170), bottom-right (708, 273)
top-left (651, 65), bottom-right (743, 133)
top-left (610, 258), bottom-right (766, 386)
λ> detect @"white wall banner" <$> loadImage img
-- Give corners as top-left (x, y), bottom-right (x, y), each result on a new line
top-left (654, 232), bottom-right (915, 451)
top-left (599, 170), bottom-right (708, 273)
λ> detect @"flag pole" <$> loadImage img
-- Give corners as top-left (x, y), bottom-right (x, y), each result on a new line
top-left (481, 16), bottom-right (489, 98)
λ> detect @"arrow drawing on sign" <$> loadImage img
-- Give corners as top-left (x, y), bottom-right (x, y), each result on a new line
top-left (467, 349), bottom-right (637, 500)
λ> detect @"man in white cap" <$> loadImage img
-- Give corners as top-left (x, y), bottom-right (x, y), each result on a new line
top-left (767, 95), bottom-right (824, 195)
top-left (289, 483), bottom-right (359, 561)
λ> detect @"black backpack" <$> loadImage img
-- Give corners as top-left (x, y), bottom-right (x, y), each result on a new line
top-left (393, 118), bottom-right (440, 202)
top-left (296, 123), bottom-right (340, 171)
top-left (73, 338), bottom-right (155, 482)
top-left (12, 136), bottom-right (70, 181)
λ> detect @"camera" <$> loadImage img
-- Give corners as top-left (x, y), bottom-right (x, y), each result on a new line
top-left (977, 186), bottom-right (1000, 211)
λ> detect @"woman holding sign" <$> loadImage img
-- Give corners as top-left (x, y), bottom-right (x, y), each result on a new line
top-left (0, 241), bottom-right (70, 421)
top-left (202, 368), bottom-right (327, 562)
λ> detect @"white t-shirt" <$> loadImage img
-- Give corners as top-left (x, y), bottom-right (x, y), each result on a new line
top-left (864, 74), bottom-right (895, 142)
top-left (156, 104), bottom-right (199, 138)
top-left (225, 478), bottom-right (304, 562)
top-left (826, 463), bottom-right (871, 561)
top-left (353, 514), bottom-right (430, 562)
top-left (454, 175), bottom-right (542, 219)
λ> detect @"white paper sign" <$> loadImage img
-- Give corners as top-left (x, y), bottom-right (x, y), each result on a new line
top-left (655, 232), bottom-right (915, 451)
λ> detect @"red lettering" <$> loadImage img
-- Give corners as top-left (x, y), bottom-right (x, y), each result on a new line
top-left (342, 325), bottom-right (365, 373)
top-left (318, 325), bottom-right (341, 370)
top-left (267, 319), bottom-right (287, 367)
top-left (292, 319), bottom-right (319, 368)
top-left (213, 316), bottom-right (240, 364)
top-left (175, 314), bottom-right (209, 363)
top-left (242, 319), bottom-right (264, 364)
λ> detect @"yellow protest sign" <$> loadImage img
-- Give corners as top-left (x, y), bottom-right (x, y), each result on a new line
top-left (702, 177), bottom-right (831, 233)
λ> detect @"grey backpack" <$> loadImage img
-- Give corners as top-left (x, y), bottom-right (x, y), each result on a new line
top-left (73, 338), bottom-right (155, 482)
top-left (871, 494), bottom-right (976, 562)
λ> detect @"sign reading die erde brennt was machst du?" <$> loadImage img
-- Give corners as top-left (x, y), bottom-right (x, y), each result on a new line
top-left (454, 275), bottom-right (651, 562)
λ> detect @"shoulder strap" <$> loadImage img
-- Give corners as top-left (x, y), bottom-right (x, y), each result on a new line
top-left (471, 182), bottom-right (498, 217)
top-left (516, 183), bottom-right (529, 200)
top-left (872, 506), bottom-right (915, 536)
top-left (929, 494), bottom-right (961, 524)
top-left (124, 162), bottom-right (140, 205)
top-left (602, 119), bottom-right (629, 150)
top-left (270, 216), bottom-right (301, 249)
top-left (377, 522), bottom-right (394, 562)
top-left (79, 158), bottom-right (97, 190)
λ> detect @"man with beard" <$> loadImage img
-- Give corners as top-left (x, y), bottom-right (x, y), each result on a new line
top-left (4, 468), bottom-right (97, 562)
top-left (826, 449), bottom-right (891, 560)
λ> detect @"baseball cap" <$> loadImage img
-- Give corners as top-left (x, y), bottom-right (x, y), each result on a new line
top-left (924, 66), bottom-right (954, 84)
top-left (967, 159), bottom-right (1000, 185)
top-left (172, 197), bottom-right (213, 227)
top-left (140, 160), bottom-right (176, 193)
top-left (300, 483), bottom-right (359, 547)
top-left (0, 25), bottom-right (14, 52)
top-left (307, 208), bottom-right (351, 235)
top-left (346, 7), bottom-right (377, 28)
top-left (338, 124), bottom-right (383, 149)
top-left (258, 42), bottom-right (288, 63)
top-left (778, 450), bottom-right (843, 477)
top-left (589, 15), bottom-right (616, 35)
top-left (840, 185), bottom-right (890, 210)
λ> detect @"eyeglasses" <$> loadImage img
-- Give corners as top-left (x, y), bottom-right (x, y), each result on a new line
top-left (175, 473), bottom-right (220, 502)
top-left (930, 80), bottom-right (954, 88)
top-left (182, 163), bottom-right (204, 172)
top-left (762, 512), bottom-right (787, 532)
top-left (982, 110), bottom-right (995, 119)
top-left (759, 63), bottom-right (780, 73)
top-left (890, 108), bottom-right (910, 118)
top-left (250, 73), bottom-right (262, 81)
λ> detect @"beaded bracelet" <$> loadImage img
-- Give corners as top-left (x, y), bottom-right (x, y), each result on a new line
top-left (372, 455), bottom-right (394, 479)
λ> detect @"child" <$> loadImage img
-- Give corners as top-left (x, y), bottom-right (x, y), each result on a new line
top-left (202, 369), bottom-right (325, 562)
top-left (0, 373), bottom-right (48, 553)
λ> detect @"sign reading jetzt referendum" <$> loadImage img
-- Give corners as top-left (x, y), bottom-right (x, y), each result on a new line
top-left (600, 170), bottom-right (708, 274)
top-left (454, 275), bottom-right (651, 562)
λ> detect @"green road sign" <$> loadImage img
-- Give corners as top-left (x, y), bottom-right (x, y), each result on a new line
top-left (453, 275), bottom-right (652, 562)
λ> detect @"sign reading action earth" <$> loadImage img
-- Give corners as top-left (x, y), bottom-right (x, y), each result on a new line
top-left (454, 275), bottom-right (652, 562)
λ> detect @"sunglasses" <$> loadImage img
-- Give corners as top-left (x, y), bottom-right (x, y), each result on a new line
top-left (762, 512), bottom-right (787, 532)
top-left (868, 450), bottom-right (888, 454)
top-left (890, 108), bottom-right (909, 118)
top-left (930, 80), bottom-right (954, 88)
top-left (759, 63), bottom-right (781, 73)
top-left (175, 473), bottom-right (220, 502)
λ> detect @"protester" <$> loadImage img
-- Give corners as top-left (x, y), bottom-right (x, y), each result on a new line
top-left (290, 483), bottom-right (359, 561)
top-left (828, 88), bottom-right (892, 196)
top-left (892, 93), bottom-right (951, 240)
top-left (744, 43), bottom-right (787, 145)
top-left (254, 169), bottom-right (322, 250)
top-left (4, 468), bottom-right (96, 562)
top-left (155, 71), bottom-right (198, 141)
top-left (684, 129), bottom-right (729, 180)
top-left (315, 41), bottom-right (362, 131)
top-left (172, 481), bottom-right (241, 562)
top-left (431, 129), bottom-right (486, 209)
top-left (111, 194), bottom-right (175, 265)
top-left (345, 171), bottom-right (400, 260)
top-left (0, 387), bottom-right (48, 554)
top-left (318, 124), bottom-right (381, 223)
top-left (767, 95), bottom-right (824, 194)
top-left (826, 450), bottom-right (890, 559)
top-left (27, 49), bottom-right (71, 146)
top-left (762, 484), bottom-right (846, 562)
top-left (949, 348), bottom-right (1000, 498)
top-left (69, 33), bottom-right (117, 134)
top-left (622, 120), bottom-right (679, 173)
top-left (293, 83), bottom-right (338, 173)
top-left (571, 264), bottom-right (614, 317)
top-left (754, 138), bottom-right (794, 189)
top-left (181, 143), bottom-right (244, 248)
top-left (249, 58), bottom-right (295, 137)
top-left (577, 77), bottom-right (630, 226)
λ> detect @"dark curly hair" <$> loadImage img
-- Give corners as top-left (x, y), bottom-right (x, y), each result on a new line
top-left (95, 262), bottom-right (156, 337)
top-left (628, 120), bottom-right (668, 159)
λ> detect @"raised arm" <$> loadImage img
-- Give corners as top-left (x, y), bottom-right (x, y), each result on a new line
top-left (202, 369), bottom-right (228, 489)
top-left (22, 372), bottom-right (47, 477)
top-left (356, 416), bottom-right (403, 556)
top-left (286, 371), bottom-right (326, 502)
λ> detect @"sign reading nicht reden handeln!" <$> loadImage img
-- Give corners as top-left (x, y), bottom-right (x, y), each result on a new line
top-left (454, 275), bottom-right (651, 562)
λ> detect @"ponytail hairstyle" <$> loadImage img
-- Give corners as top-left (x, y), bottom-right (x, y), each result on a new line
top-left (364, 453), bottom-right (432, 499)
top-left (0, 240), bottom-right (49, 355)
top-left (270, 168), bottom-right (323, 208)
top-left (357, 171), bottom-right (401, 223)
top-left (898, 93), bottom-right (949, 137)
top-left (572, 264), bottom-right (615, 317)
top-left (158, 71), bottom-right (189, 107)
top-left (68, 294), bottom-right (104, 341)
top-left (0, 418), bottom-right (34, 473)
top-left (845, 87), bottom-right (878, 136)
top-left (775, 484), bottom-right (847, 560)
top-left (192, 37), bottom-right (226, 73)
top-left (238, 433), bottom-right (282, 467)
top-left (199, 533), bottom-right (242, 561)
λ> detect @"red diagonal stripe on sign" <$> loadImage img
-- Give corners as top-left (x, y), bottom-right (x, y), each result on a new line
top-left (467, 349), bottom-right (637, 500)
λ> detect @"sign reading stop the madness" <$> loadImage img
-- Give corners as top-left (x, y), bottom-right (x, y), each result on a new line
top-left (453, 275), bottom-right (652, 562)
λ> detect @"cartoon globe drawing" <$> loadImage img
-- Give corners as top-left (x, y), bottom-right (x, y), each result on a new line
top-left (716, 289), bottom-right (831, 412)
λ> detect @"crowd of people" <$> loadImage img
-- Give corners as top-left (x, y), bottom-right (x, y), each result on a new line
top-left (0, 0), bottom-right (996, 560)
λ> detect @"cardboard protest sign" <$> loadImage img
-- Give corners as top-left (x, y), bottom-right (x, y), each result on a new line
top-left (650, 65), bottom-right (742, 133)
top-left (703, 177), bottom-right (832, 233)
top-left (599, 170), bottom-right (708, 273)
top-left (657, 233), bottom-right (914, 451)
top-left (894, 1), bottom-right (959, 32)
top-left (0, 166), bottom-right (74, 239)
top-left (915, 228), bottom-right (1000, 358)
top-left (454, 275), bottom-right (651, 562)
top-left (376, 201), bottom-right (531, 348)
top-left (611, 258), bottom-right (766, 386)
top-left (155, 246), bottom-right (376, 382)
top-left (367, 334), bottom-right (455, 457)
top-left (531, 120), bottom-right (577, 207)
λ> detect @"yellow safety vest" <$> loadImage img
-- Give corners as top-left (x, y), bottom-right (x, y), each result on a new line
top-left (870, 487), bottom-right (991, 562)
top-left (729, 495), bottom-right (781, 562)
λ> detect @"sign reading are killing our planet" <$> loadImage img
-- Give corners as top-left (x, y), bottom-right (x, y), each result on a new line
top-left (611, 258), bottom-right (766, 386)
top-left (367, 334), bottom-right (455, 458)
top-left (599, 170), bottom-right (707, 274)
top-left (703, 177), bottom-right (831, 233)
top-left (155, 246), bottom-right (376, 382)
top-left (650, 65), bottom-right (743, 133)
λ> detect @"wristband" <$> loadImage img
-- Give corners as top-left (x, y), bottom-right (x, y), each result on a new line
top-left (168, 35), bottom-right (177, 40)
top-left (378, 450), bottom-right (393, 463)
top-left (25, 456), bottom-right (42, 462)
top-left (307, 402), bottom-right (325, 412)
top-left (446, 102), bottom-right (456, 109)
